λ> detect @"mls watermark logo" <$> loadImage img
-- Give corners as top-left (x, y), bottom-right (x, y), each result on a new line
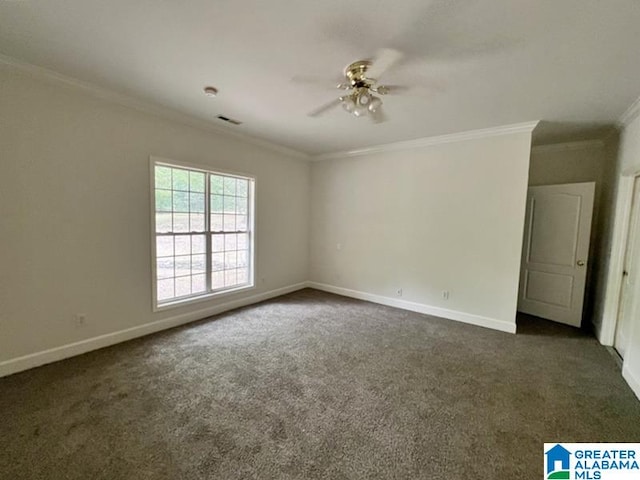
top-left (546, 444), bottom-right (572, 479)
top-left (544, 443), bottom-right (640, 479)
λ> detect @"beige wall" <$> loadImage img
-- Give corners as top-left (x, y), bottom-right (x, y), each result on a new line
top-left (529, 143), bottom-right (608, 186)
top-left (309, 132), bottom-right (533, 332)
top-left (528, 141), bottom-right (618, 328)
top-left (0, 66), bottom-right (310, 364)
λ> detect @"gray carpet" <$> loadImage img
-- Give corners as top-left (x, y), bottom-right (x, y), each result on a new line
top-left (1, 288), bottom-right (639, 479)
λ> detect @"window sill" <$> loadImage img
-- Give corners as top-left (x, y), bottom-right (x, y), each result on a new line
top-left (153, 283), bottom-right (256, 312)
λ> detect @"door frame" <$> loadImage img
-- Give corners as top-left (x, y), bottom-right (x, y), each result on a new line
top-left (599, 170), bottom-right (640, 345)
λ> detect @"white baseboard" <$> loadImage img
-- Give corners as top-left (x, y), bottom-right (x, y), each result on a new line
top-left (622, 365), bottom-right (640, 401)
top-left (307, 281), bottom-right (516, 334)
top-left (0, 282), bottom-right (308, 378)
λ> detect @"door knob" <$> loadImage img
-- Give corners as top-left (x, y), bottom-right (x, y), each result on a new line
top-left (577, 260), bottom-right (585, 266)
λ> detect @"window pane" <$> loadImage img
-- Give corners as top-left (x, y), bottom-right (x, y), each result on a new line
top-left (212, 271), bottom-right (224, 289)
top-left (173, 213), bottom-right (189, 232)
top-left (155, 190), bottom-right (172, 212)
top-left (237, 250), bottom-right (248, 267)
top-left (212, 234), bottom-right (224, 253)
top-left (190, 213), bottom-right (205, 232)
top-left (237, 267), bottom-right (248, 284)
top-left (175, 276), bottom-right (191, 297)
top-left (223, 177), bottom-right (237, 195)
top-left (210, 194), bottom-right (223, 213)
top-left (175, 255), bottom-right (191, 277)
top-left (190, 171), bottom-right (205, 193)
top-left (223, 196), bottom-right (236, 213)
top-left (192, 235), bottom-right (206, 254)
top-left (157, 278), bottom-right (174, 301)
top-left (211, 214), bottom-right (223, 231)
top-left (212, 253), bottom-right (224, 272)
top-left (173, 169), bottom-right (189, 191)
top-left (211, 175), bottom-right (223, 194)
top-left (175, 236), bottom-right (190, 256)
top-left (156, 257), bottom-right (174, 279)
top-left (224, 233), bottom-right (237, 251)
top-left (236, 179), bottom-right (248, 197)
top-left (192, 274), bottom-right (206, 293)
top-left (237, 233), bottom-right (248, 250)
top-left (156, 213), bottom-right (172, 233)
top-left (223, 214), bottom-right (236, 231)
top-left (155, 166), bottom-right (172, 189)
top-left (225, 269), bottom-right (238, 287)
top-left (156, 236), bottom-right (173, 257)
top-left (237, 215), bottom-right (248, 231)
top-left (225, 251), bottom-right (237, 269)
top-left (236, 199), bottom-right (248, 214)
top-left (173, 191), bottom-right (189, 212)
top-left (192, 254), bottom-right (206, 274)
top-left (190, 193), bottom-right (205, 213)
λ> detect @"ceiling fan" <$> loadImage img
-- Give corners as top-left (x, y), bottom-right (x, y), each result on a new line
top-left (305, 49), bottom-right (407, 123)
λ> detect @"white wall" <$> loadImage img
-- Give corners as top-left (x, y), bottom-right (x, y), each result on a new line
top-left (309, 132), bottom-right (533, 332)
top-left (0, 65), bottom-right (310, 371)
top-left (618, 115), bottom-right (640, 174)
top-left (613, 112), bottom-right (640, 399)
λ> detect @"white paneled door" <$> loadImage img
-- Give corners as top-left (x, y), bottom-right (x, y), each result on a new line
top-left (518, 182), bottom-right (595, 327)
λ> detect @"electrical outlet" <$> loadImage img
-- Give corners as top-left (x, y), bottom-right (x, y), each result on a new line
top-left (396, 288), bottom-right (403, 297)
top-left (75, 313), bottom-right (87, 327)
top-left (442, 290), bottom-right (450, 300)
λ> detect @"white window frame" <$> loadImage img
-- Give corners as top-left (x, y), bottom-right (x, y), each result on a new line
top-left (150, 156), bottom-right (256, 311)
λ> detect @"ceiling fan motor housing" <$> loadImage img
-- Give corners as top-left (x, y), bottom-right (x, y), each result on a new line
top-left (344, 60), bottom-right (373, 86)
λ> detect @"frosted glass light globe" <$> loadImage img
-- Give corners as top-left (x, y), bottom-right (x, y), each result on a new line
top-left (342, 97), bottom-right (356, 113)
top-left (368, 97), bottom-right (382, 113)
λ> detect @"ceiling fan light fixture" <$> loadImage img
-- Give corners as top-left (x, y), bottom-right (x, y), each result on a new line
top-left (353, 104), bottom-right (368, 117)
top-left (368, 96), bottom-right (382, 113)
top-left (308, 53), bottom-right (402, 121)
top-left (358, 92), bottom-right (370, 105)
top-left (341, 91), bottom-right (381, 117)
top-left (341, 96), bottom-right (356, 113)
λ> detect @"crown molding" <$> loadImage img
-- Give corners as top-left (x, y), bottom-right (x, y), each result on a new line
top-left (619, 94), bottom-right (640, 127)
top-left (312, 121), bottom-right (539, 161)
top-left (531, 139), bottom-right (605, 154)
top-left (0, 53), bottom-right (310, 161)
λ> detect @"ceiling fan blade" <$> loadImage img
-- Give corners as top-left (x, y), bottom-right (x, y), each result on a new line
top-left (308, 98), bottom-right (342, 117)
top-left (292, 75), bottom-right (345, 90)
top-left (378, 82), bottom-right (444, 96)
top-left (367, 48), bottom-right (404, 80)
top-left (292, 75), bottom-right (332, 88)
top-left (370, 108), bottom-right (388, 124)
top-left (376, 85), bottom-right (410, 95)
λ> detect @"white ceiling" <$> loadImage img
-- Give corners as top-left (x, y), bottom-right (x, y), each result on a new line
top-left (1, 0), bottom-right (639, 155)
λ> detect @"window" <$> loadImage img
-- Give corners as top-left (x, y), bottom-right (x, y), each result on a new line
top-left (152, 159), bottom-right (254, 307)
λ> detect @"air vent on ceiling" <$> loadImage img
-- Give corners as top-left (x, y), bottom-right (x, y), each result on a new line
top-left (216, 115), bottom-right (242, 125)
